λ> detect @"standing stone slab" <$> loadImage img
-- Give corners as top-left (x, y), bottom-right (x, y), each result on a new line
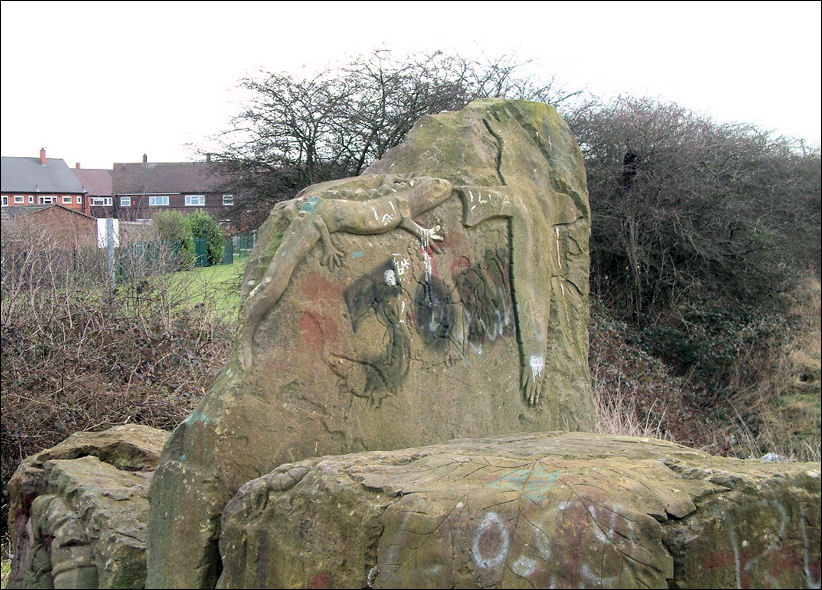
top-left (217, 432), bottom-right (822, 589)
top-left (147, 99), bottom-right (594, 587)
top-left (6, 425), bottom-right (168, 589)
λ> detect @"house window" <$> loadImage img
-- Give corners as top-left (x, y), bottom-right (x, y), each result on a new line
top-left (76, 196), bottom-right (82, 204)
top-left (14, 195), bottom-right (25, 204)
top-left (90, 197), bottom-right (113, 206)
top-left (223, 194), bottom-right (234, 206)
top-left (62, 196), bottom-right (73, 204)
top-left (185, 194), bottom-right (205, 206)
top-left (120, 196), bottom-right (131, 207)
top-left (40, 196), bottom-right (57, 204)
top-left (149, 195), bottom-right (169, 206)
top-left (1, 196), bottom-right (7, 206)
top-left (29, 196), bottom-right (34, 203)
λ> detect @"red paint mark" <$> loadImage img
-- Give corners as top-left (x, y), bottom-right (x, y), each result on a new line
top-left (423, 245), bottom-right (441, 278)
top-left (308, 571), bottom-right (331, 589)
top-left (300, 312), bottom-right (339, 351)
top-left (703, 544), bottom-right (814, 589)
top-left (450, 256), bottom-right (472, 277)
top-left (301, 272), bottom-right (343, 304)
top-left (704, 550), bottom-right (734, 570)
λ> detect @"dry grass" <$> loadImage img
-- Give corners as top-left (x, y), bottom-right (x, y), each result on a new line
top-left (593, 380), bottom-right (671, 440)
top-left (0, 227), bottom-right (237, 539)
top-left (723, 277), bottom-right (821, 461)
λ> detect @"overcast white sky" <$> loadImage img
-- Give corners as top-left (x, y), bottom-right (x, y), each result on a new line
top-left (1, 1), bottom-right (820, 169)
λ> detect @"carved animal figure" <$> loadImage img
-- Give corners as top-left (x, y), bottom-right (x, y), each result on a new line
top-left (239, 173), bottom-right (553, 405)
top-left (238, 174), bottom-right (449, 369)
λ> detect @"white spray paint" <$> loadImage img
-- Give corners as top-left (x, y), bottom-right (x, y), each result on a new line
top-left (423, 250), bottom-right (433, 280)
top-left (530, 355), bottom-right (545, 380)
top-left (471, 512), bottom-right (510, 569)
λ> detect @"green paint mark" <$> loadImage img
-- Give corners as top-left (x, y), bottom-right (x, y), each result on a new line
top-left (351, 251), bottom-right (365, 258)
top-left (488, 465), bottom-right (563, 503)
top-left (300, 195), bottom-right (322, 212)
top-left (184, 409), bottom-right (211, 425)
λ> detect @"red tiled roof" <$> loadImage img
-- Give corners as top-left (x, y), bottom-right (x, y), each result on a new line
top-left (72, 168), bottom-right (112, 196)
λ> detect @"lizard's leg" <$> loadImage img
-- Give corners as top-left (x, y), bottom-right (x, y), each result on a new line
top-left (238, 212), bottom-right (322, 369)
top-left (314, 213), bottom-right (344, 269)
top-left (394, 197), bottom-right (444, 250)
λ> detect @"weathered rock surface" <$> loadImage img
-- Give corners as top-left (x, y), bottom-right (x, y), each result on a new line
top-left (218, 432), bottom-right (822, 589)
top-left (147, 99), bottom-right (594, 587)
top-left (6, 425), bottom-right (169, 589)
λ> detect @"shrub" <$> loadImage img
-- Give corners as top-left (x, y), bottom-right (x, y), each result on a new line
top-left (184, 211), bottom-right (225, 265)
top-left (153, 210), bottom-right (195, 268)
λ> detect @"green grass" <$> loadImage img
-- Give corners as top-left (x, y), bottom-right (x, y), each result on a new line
top-left (169, 255), bottom-right (249, 322)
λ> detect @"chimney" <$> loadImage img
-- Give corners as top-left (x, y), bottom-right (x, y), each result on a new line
top-left (143, 154), bottom-right (148, 163)
top-left (76, 162), bottom-right (81, 169)
top-left (40, 147), bottom-right (47, 166)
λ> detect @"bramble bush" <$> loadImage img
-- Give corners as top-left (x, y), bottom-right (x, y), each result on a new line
top-left (0, 224), bottom-right (233, 537)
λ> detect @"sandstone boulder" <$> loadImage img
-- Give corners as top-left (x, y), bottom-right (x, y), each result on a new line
top-left (6, 425), bottom-right (168, 589)
top-left (147, 99), bottom-right (594, 587)
top-left (218, 432), bottom-right (822, 589)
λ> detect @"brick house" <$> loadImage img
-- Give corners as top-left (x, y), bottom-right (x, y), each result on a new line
top-left (0, 204), bottom-right (98, 249)
top-left (1, 149), bottom-right (90, 214)
top-left (72, 164), bottom-right (113, 211)
top-left (107, 155), bottom-right (236, 229)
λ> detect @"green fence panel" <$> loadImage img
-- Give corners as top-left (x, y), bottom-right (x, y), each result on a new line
top-left (223, 240), bottom-right (233, 265)
top-left (193, 238), bottom-right (209, 267)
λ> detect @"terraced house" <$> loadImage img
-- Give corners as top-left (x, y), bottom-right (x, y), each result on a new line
top-left (102, 155), bottom-right (236, 228)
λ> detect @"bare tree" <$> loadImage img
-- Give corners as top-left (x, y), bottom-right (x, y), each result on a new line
top-left (202, 49), bottom-right (582, 228)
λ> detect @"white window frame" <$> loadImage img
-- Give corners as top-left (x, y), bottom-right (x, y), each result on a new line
top-left (40, 196), bottom-right (57, 204)
top-left (185, 194), bottom-right (206, 206)
top-left (149, 195), bottom-right (169, 206)
top-left (120, 196), bottom-right (131, 207)
top-left (76, 196), bottom-right (83, 204)
top-left (14, 195), bottom-right (25, 204)
top-left (90, 197), bottom-right (113, 206)
top-left (62, 195), bottom-right (73, 204)
top-left (222, 194), bottom-right (234, 206)
top-left (1, 195), bottom-right (8, 206)
top-left (29, 196), bottom-right (34, 203)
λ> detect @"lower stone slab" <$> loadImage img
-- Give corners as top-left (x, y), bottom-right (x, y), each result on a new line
top-left (6, 425), bottom-right (168, 589)
top-left (218, 432), bottom-right (821, 589)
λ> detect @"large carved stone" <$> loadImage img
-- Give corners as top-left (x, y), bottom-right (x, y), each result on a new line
top-left (147, 99), bottom-right (594, 587)
top-left (5, 425), bottom-right (168, 589)
top-left (218, 432), bottom-right (822, 589)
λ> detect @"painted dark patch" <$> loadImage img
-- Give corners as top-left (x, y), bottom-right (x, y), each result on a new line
top-left (414, 275), bottom-right (454, 349)
top-left (342, 260), bottom-right (411, 404)
top-left (453, 248), bottom-right (513, 347)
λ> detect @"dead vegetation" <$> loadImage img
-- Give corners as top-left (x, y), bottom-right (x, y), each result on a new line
top-left (0, 225), bottom-right (233, 539)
